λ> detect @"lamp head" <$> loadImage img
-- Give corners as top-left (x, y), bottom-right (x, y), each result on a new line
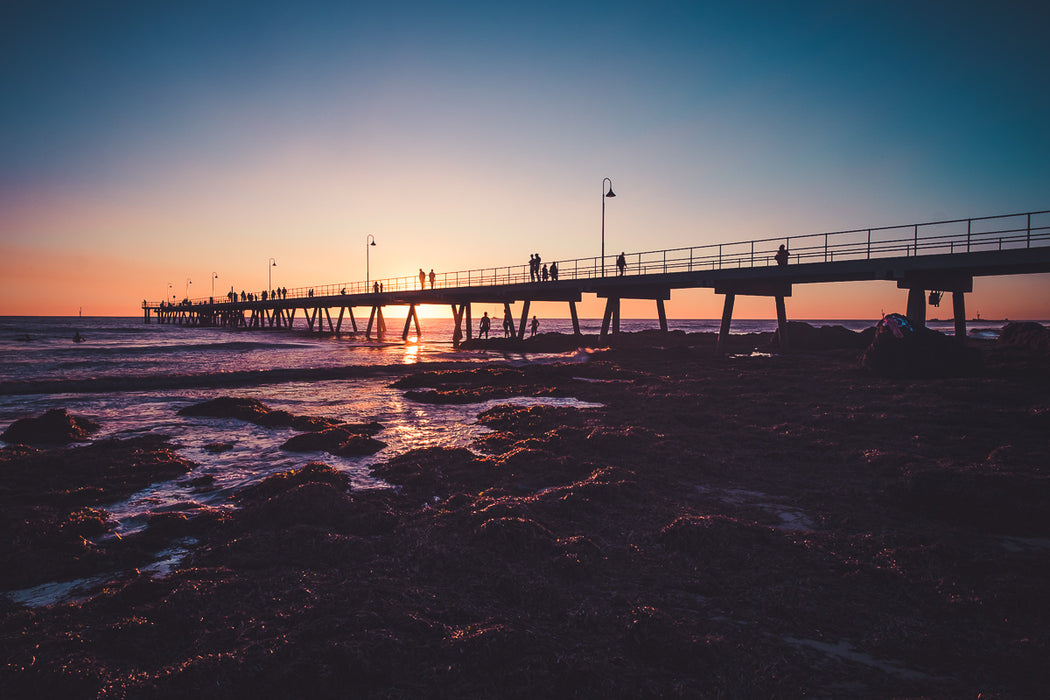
top-left (605, 187), bottom-right (616, 198)
top-left (370, 240), bottom-right (376, 246)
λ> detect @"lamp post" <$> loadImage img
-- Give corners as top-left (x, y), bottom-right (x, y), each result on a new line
top-left (268, 258), bottom-right (277, 295)
top-left (601, 177), bottom-right (616, 276)
top-left (167, 282), bottom-right (173, 304)
top-left (366, 234), bottom-right (376, 290)
top-left (211, 272), bottom-right (218, 299)
top-left (185, 278), bottom-right (192, 300)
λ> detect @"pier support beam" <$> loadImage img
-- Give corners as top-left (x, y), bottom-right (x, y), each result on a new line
top-left (953, 292), bottom-right (967, 339)
top-left (656, 298), bottom-right (668, 332)
top-left (715, 293), bottom-right (736, 355)
top-left (569, 301), bottom-right (581, 336)
top-left (600, 297), bottom-right (621, 339)
top-left (366, 306), bottom-right (386, 339)
top-left (402, 304), bottom-right (421, 341)
top-left (905, 287), bottom-right (927, 328)
top-left (517, 300), bottom-right (531, 340)
top-left (775, 295), bottom-right (789, 352)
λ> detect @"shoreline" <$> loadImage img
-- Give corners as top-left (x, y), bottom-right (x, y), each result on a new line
top-left (2, 337), bottom-right (1048, 696)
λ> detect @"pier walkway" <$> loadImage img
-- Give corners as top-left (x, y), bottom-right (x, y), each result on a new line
top-left (144, 210), bottom-right (1050, 352)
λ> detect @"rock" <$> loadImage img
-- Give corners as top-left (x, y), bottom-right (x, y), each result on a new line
top-left (1, 408), bottom-right (100, 445)
top-left (771, 322), bottom-right (867, 350)
top-left (280, 426), bottom-right (386, 457)
top-left (998, 321), bottom-right (1050, 354)
top-left (860, 314), bottom-right (981, 378)
top-left (177, 397), bottom-right (342, 430)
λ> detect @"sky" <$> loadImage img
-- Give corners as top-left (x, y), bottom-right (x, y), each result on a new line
top-left (2, 0), bottom-right (1049, 320)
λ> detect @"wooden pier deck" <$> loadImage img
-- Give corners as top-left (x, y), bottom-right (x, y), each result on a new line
top-left (144, 210), bottom-right (1050, 351)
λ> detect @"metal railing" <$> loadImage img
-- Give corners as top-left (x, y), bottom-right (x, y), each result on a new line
top-left (146, 209), bottom-right (1050, 307)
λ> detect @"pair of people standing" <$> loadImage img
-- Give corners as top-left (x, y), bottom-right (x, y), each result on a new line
top-left (418, 269), bottom-right (436, 289)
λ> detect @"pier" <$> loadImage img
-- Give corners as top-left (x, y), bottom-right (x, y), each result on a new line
top-left (144, 210), bottom-right (1050, 351)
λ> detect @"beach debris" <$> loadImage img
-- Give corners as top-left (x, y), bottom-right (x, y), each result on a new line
top-left (1, 408), bottom-right (100, 445)
top-left (279, 424), bottom-right (386, 457)
top-left (177, 396), bottom-right (341, 430)
top-left (861, 313), bottom-right (981, 377)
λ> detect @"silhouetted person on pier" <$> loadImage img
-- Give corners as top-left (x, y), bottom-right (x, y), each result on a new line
top-left (534, 253), bottom-right (541, 281)
top-left (240, 291), bottom-right (246, 302)
top-left (775, 244), bottom-right (789, 267)
top-left (340, 287), bottom-right (346, 295)
top-left (529, 254), bottom-right (537, 281)
top-left (373, 281), bottom-right (379, 293)
top-left (262, 290), bottom-right (267, 300)
top-left (429, 269), bottom-right (435, 289)
top-left (419, 269), bottom-right (426, 289)
top-left (550, 261), bottom-right (558, 280)
top-left (479, 312), bottom-right (490, 338)
top-left (616, 252), bottom-right (627, 276)
top-left (531, 315), bottom-right (539, 337)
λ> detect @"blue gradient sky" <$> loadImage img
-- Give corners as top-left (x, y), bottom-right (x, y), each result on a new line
top-left (2, 1), bottom-right (1048, 318)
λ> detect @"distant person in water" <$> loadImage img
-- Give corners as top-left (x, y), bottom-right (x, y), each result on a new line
top-left (479, 312), bottom-right (490, 338)
top-left (73, 331), bottom-right (84, 343)
top-left (419, 269), bottom-right (426, 289)
top-left (531, 315), bottom-right (539, 337)
top-left (616, 252), bottom-right (627, 276)
top-left (775, 244), bottom-right (789, 267)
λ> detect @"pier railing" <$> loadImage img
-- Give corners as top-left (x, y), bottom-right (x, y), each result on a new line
top-left (149, 209), bottom-right (1050, 307)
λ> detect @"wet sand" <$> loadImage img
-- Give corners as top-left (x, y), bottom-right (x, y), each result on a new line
top-left (2, 331), bottom-right (1048, 698)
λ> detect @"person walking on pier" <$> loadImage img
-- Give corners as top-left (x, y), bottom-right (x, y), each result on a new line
top-left (429, 269), bottom-right (435, 289)
top-left (479, 312), bottom-right (490, 339)
top-left (616, 252), bottom-right (626, 276)
top-left (419, 269), bottom-right (426, 289)
top-left (550, 261), bottom-right (558, 281)
top-left (529, 254), bottom-right (537, 282)
top-left (541, 264), bottom-right (549, 281)
top-left (775, 244), bottom-right (790, 266)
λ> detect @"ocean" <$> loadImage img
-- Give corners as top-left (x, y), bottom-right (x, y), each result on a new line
top-left (0, 314), bottom-right (1008, 605)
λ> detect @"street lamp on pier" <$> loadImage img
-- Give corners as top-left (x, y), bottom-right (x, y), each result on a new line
top-left (167, 282), bottom-right (173, 304)
top-left (366, 234), bottom-right (376, 290)
top-left (185, 278), bottom-right (192, 300)
top-left (268, 258), bottom-right (277, 295)
top-left (601, 177), bottom-right (616, 276)
top-left (211, 272), bottom-right (218, 299)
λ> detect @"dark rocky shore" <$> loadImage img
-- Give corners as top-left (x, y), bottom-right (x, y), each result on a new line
top-left (2, 325), bottom-right (1049, 698)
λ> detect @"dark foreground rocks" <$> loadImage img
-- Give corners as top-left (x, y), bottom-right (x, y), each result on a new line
top-left (2, 344), bottom-right (1049, 698)
top-left (177, 396), bottom-right (340, 430)
top-left (0, 435), bottom-right (196, 590)
top-left (1, 408), bottom-right (100, 445)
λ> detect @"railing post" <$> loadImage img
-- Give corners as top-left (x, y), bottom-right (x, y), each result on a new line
top-left (913, 224), bottom-right (918, 255)
top-left (689, 248), bottom-right (693, 272)
top-left (663, 250), bottom-right (666, 274)
top-left (718, 244), bottom-right (722, 269)
top-left (750, 241), bottom-right (754, 267)
top-left (1028, 212), bottom-right (1032, 247)
top-left (824, 233), bottom-right (829, 262)
top-left (866, 229), bottom-right (871, 259)
top-left (967, 219), bottom-right (971, 252)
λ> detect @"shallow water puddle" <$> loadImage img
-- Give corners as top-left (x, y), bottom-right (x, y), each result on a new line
top-left (782, 636), bottom-right (936, 681)
top-left (694, 484), bottom-right (817, 532)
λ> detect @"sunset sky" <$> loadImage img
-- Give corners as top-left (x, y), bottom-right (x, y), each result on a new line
top-left (2, 1), bottom-right (1049, 320)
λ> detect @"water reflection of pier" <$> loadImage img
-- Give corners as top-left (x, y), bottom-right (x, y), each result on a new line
top-left (144, 210), bottom-right (1050, 352)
